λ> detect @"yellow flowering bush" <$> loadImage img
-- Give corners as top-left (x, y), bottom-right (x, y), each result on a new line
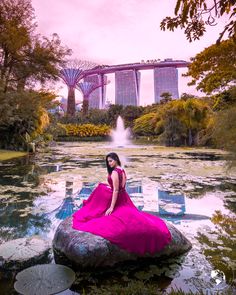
top-left (60, 124), bottom-right (111, 138)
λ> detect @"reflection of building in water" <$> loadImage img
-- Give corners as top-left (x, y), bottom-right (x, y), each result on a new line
top-left (158, 190), bottom-right (186, 216)
top-left (55, 197), bottom-right (78, 220)
top-left (75, 182), bottom-right (96, 199)
top-left (126, 181), bottom-right (144, 211)
top-left (55, 181), bottom-right (78, 220)
top-left (126, 181), bottom-right (142, 195)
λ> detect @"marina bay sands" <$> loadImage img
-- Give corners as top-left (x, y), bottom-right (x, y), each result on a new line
top-left (61, 58), bottom-right (189, 112)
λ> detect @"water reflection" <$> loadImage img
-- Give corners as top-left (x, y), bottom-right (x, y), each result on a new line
top-left (0, 143), bottom-right (236, 294)
top-left (75, 182), bottom-right (96, 199)
top-left (197, 210), bottom-right (236, 287)
top-left (158, 190), bottom-right (186, 216)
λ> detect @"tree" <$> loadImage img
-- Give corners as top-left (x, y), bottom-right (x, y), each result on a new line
top-left (181, 98), bottom-right (210, 145)
top-left (159, 100), bottom-right (187, 146)
top-left (184, 39), bottom-right (236, 94)
top-left (133, 113), bottom-right (157, 136)
top-left (122, 105), bottom-right (144, 128)
top-left (0, 0), bottom-right (71, 150)
top-left (0, 0), bottom-right (71, 92)
top-left (107, 104), bottom-right (124, 127)
top-left (134, 99), bottom-right (212, 146)
top-left (212, 86), bottom-right (236, 110)
top-left (0, 89), bottom-right (55, 149)
top-left (213, 106), bottom-right (236, 167)
top-left (160, 0), bottom-right (236, 43)
top-left (160, 92), bottom-right (172, 104)
top-left (180, 93), bottom-right (196, 100)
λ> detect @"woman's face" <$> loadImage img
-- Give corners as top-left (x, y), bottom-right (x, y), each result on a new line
top-left (107, 157), bottom-right (117, 168)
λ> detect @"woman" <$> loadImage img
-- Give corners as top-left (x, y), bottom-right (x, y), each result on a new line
top-left (72, 152), bottom-right (172, 255)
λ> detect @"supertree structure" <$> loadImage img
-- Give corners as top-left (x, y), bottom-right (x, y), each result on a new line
top-left (76, 78), bottom-right (110, 116)
top-left (60, 59), bottom-right (97, 116)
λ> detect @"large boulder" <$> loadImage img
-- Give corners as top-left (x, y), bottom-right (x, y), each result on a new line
top-left (52, 216), bottom-right (192, 270)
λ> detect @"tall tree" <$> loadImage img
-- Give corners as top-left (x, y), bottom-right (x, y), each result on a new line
top-left (0, 0), bottom-right (71, 92)
top-left (160, 0), bottom-right (236, 43)
top-left (184, 39), bottom-right (236, 94)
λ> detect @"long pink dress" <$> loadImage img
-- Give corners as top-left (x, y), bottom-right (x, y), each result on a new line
top-left (72, 167), bottom-right (172, 255)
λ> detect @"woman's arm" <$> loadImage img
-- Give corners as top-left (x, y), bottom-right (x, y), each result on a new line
top-left (105, 170), bottom-right (119, 216)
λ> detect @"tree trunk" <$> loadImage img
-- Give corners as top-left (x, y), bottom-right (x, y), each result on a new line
top-left (188, 129), bottom-right (193, 146)
top-left (17, 78), bottom-right (26, 91)
top-left (67, 87), bottom-right (76, 117)
top-left (82, 96), bottom-right (89, 116)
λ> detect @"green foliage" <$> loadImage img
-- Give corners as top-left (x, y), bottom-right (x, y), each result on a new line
top-left (122, 105), bottom-right (144, 128)
top-left (197, 210), bottom-right (236, 286)
top-left (0, 0), bottom-right (71, 150)
top-left (106, 104), bottom-right (144, 128)
top-left (184, 39), bottom-right (236, 94)
top-left (133, 113), bottom-right (157, 136)
top-left (45, 122), bottom-right (67, 140)
top-left (133, 99), bottom-right (211, 146)
top-left (180, 93), bottom-right (196, 101)
top-left (160, 0), bottom-right (236, 43)
top-left (0, 89), bottom-right (54, 150)
top-left (79, 109), bottom-right (109, 125)
top-left (212, 87), bottom-right (236, 111)
top-left (107, 104), bottom-right (124, 126)
top-left (212, 106), bottom-right (236, 167)
top-left (0, 0), bottom-right (71, 92)
top-left (160, 92), bottom-right (172, 104)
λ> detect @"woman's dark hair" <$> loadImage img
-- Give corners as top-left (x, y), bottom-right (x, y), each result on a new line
top-left (106, 152), bottom-right (121, 174)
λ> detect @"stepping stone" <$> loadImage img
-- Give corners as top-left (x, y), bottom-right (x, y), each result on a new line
top-left (0, 235), bottom-right (51, 271)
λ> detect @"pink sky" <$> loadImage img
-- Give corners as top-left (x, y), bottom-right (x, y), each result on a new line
top-left (32, 0), bottom-right (228, 105)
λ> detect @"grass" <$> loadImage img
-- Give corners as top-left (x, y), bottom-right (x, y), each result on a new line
top-left (0, 149), bottom-right (27, 161)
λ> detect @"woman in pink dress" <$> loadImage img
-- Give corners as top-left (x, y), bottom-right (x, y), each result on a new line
top-left (72, 152), bottom-right (172, 255)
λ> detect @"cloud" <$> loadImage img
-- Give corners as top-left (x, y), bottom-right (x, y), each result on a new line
top-left (31, 0), bottom-right (227, 104)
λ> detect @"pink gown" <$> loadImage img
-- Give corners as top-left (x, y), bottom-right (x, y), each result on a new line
top-left (72, 167), bottom-right (172, 255)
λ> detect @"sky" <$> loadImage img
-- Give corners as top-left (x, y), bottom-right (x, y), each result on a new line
top-left (31, 0), bottom-right (228, 106)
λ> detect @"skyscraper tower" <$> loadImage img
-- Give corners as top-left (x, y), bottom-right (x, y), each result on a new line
top-left (83, 75), bottom-right (107, 109)
top-left (154, 67), bottom-right (179, 103)
top-left (115, 70), bottom-right (140, 106)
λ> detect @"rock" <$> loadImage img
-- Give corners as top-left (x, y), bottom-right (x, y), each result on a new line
top-left (0, 235), bottom-right (51, 271)
top-left (52, 216), bottom-right (192, 270)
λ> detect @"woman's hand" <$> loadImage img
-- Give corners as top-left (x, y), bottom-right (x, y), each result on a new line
top-left (105, 206), bottom-right (114, 216)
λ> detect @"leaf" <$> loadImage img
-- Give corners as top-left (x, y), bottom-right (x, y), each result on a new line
top-left (14, 264), bottom-right (75, 295)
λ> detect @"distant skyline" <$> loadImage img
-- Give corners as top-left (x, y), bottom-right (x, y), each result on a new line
top-left (32, 0), bottom-right (228, 105)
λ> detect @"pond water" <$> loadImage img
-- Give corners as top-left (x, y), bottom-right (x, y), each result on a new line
top-left (0, 142), bottom-right (236, 294)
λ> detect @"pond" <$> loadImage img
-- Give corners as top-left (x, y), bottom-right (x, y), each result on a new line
top-left (0, 142), bottom-right (236, 294)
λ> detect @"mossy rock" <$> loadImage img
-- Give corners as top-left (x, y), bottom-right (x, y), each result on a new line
top-left (52, 216), bottom-right (192, 270)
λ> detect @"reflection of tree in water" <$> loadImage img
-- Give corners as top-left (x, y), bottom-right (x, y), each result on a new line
top-left (0, 191), bottom-right (52, 242)
top-left (197, 210), bottom-right (236, 285)
top-left (0, 157), bottom-right (52, 242)
top-left (224, 195), bottom-right (236, 214)
top-left (0, 156), bottom-right (40, 187)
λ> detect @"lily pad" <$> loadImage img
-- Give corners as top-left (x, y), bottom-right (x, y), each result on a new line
top-left (14, 264), bottom-right (76, 295)
top-left (0, 235), bottom-right (50, 270)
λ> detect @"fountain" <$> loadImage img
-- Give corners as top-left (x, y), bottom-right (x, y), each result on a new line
top-left (110, 116), bottom-right (130, 147)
